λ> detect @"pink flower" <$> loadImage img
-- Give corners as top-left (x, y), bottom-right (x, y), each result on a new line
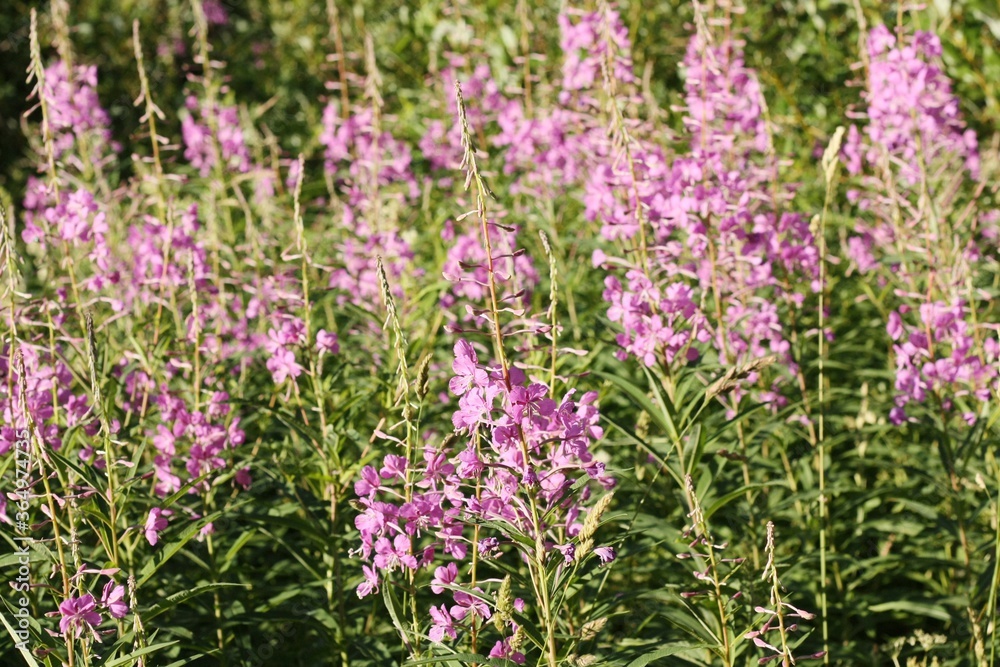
top-left (354, 466), bottom-right (382, 498)
top-left (506, 383), bottom-right (555, 423)
top-left (201, 0), bottom-right (229, 25)
top-left (594, 546), bottom-right (616, 564)
top-left (887, 311), bottom-right (904, 341)
top-left (100, 581), bottom-right (129, 619)
top-left (428, 605), bottom-right (458, 642)
top-left (144, 508), bottom-right (169, 546)
top-left (266, 347), bottom-right (304, 385)
top-left (235, 467), bottom-right (253, 490)
top-left (555, 543), bottom-right (575, 563)
top-left (316, 329), bottom-right (340, 354)
top-left (456, 445), bottom-right (484, 478)
top-left (449, 340), bottom-right (488, 396)
top-left (357, 565), bottom-right (379, 598)
top-left (489, 638), bottom-right (526, 664)
top-left (59, 594), bottom-right (102, 637)
top-left (450, 589), bottom-right (492, 621)
top-left (379, 454), bottom-right (408, 481)
top-left (431, 562), bottom-right (458, 594)
top-left (373, 534), bottom-right (419, 572)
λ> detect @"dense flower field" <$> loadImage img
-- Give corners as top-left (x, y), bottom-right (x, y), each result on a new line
top-left (1, 0), bottom-right (1000, 665)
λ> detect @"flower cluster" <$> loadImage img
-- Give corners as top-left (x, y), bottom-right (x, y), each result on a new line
top-left (887, 302), bottom-right (998, 425)
top-left (141, 388), bottom-right (246, 497)
top-left (328, 217), bottom-right (419, 306)
top-left (843, 26), bottom-right (978, 187)
top-left (577, 14), bottom-right (817, 385)
top-left (843, 26), bottom-right (981, 280)
top-left (22, 58), bottom-right (119, 297)
top-left (0, 345), bottom-right (91, 454)
top-left (21, 184), bottom-right (115, 297)
top-left (40, 61), bottom-right (115, 162)
top-left (120, 204), bottom-right (210, 311)
top-left (493, 105), bottom-right (595, 196)
top-left (353, 338), bottom-right (615, 652)
top-left (558, 6), bottom-right (635, 105)
top-left (321, 102), bottom-right (423, 307)
top-left (681, 34), bottom-right (767, 156)
top-left (320, 105), bottom-right (419, 201)
top-left (842, 25), bottom-right (997, 423)
top-left (420, 55), bottom-right (505, 174)
top-left (181, 95), bottom-right (252, 176)
top-left (601, 269), bottom-right (709, 367)
top-left (54, 574), bottom-right (130, 642)
top-left (429, 6), bottom-right (816, 398)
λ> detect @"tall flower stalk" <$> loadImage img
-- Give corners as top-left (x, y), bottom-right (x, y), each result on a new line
top-left (457, 79), bottom-right (560, 666)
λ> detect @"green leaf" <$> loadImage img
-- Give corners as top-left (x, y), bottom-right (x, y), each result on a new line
top-left (137, 509), bottom-right (225, 586)
top-left (685, 423), bottom-right (705, 476)
top-left (144, 583), bottom-right (248, 620)
top-left (594, 370), bottom-right (679, 443)
top-left (641, 365), bottom-right (681, 441)
top-left (382, 582), bottom-right (412, 652)
top-left (868, 601), bottom-right (951, 622)
top-left (159, 654), bottom-right (211, 667)
top-left (220, 528), bottom-right (258, 572)
top-left (0, 610), bottom-right (40, 667)
top-left (626, 644), bottom-right (708, 667)
top-left (104, 641), bottom-right (180, 666)
top-left (704, 482), bottom-right (785, 521)
top-left (601, 413), bottom-right (683, 489)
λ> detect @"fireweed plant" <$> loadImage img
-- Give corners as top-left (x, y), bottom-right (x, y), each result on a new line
top-left (1, 1), bottom-right (1000, 666)
top-left (352, 83), bottom-right (617, 666)
top-left (840, 19), bottom-right (1000, 659)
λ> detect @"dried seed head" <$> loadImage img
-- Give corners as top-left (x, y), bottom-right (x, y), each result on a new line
top-left (580, 492), bottom-right (614, 544)
top-left (376, 255), bottom-right (409, 401)
top-left (363, 33), bottom-right (383, 113)
top-left (761, 521), bottom-right (776, 582)
top-left (493, 575), bottom-right (513, 631)
top-left (415, 354), bottom-right (431, 400)
top-left (293, 153), bottom-right (307, 255)
top-left (575, 537), bottom-right (594, 562)
top-left (706, 355), bottom-right (776, 401)
top-left (822, 126), bottom-right (846, 183)
top-left (127, 574), bottom-right (148, 665)
top-left (580, 616), bottom-right (607, 641)
top-left (685, 475), bottom-right (708, 540)
top-left (508, 624), bottom-right (526, 652)
top-left (539, 229), bottom-right (558, 320)
top-left (86, 312), bottom-right (113, 439)
top-left (634, 408), bottom-right (650, 441)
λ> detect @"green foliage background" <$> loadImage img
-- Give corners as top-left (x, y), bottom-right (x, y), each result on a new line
top-left (0, 1), bottom-right (999, 666)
